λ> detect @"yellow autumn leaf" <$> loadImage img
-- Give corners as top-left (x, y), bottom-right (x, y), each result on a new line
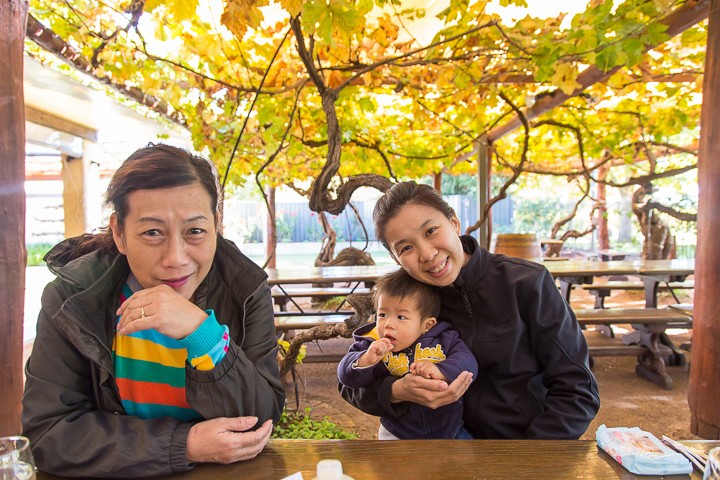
top-left (279, 0), bottom-right (303, 17)
top-left (169, 0), bottom-right (198, 22)
top-left (221, 0), bottom-right (267, 40)
top-left (144, 0), bottom-right (163, 12)
top-left (652, 0), bottom-right (673, 10)
top-left (551, 63), bottom-right (582, 96)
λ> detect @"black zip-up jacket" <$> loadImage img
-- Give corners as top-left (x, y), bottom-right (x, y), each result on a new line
top-left (22, 235), bottom-right (285, 478)
top-left (340, 235), bottom-right (600, 439)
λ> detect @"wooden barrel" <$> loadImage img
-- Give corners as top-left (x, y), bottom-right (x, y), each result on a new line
top-left (492, 233), bottom-right (543, 262)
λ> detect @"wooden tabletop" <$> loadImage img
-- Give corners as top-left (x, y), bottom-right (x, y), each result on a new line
top-left (263, 259), bottom-right (694, 286)
top-left (546, 258), bottom-right (695, 278)
top-left (266, 265), bottom-right (399, 285)
top-left (636, 258), bottom-right (695, 277)
top-left (36, 439), bottom-right (717, 479)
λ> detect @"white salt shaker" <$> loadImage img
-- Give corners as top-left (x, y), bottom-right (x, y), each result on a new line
top-left (313, 459), bottom-right (354, 480)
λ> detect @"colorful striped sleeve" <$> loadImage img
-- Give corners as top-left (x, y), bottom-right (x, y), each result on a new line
top-left (178, 310), bottom-right (230, 371)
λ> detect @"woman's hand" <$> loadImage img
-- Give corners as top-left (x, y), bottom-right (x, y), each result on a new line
top-left (186, 417), bottom-right (273, 464)
top-left (116, 284), bottom-right (207, 339)
top-left (391, 370), bottom-right (473, 409)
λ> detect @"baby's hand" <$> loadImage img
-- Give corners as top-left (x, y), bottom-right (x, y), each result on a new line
top-left (410, 361), bottom-right (447, 381)
top-left (357, 338), bottom-right (393, 367)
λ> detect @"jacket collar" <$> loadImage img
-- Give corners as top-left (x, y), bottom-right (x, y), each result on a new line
top-left (55, 253), bottom-right (130, 361)
top-left (441, 235), bottom-right (487, 291)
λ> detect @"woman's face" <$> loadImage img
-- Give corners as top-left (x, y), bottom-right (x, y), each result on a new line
top-left (383, 203), bottom-right (468, 287)
top-left (111, 182), bottom-right (217, 300)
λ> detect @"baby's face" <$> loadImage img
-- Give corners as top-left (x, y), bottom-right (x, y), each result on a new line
top-left (375, 294), bottom-right (430, 352)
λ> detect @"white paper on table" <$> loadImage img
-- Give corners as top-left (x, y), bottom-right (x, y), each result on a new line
top-left (280, 472), bottom-right (304, 480)
top-left (596, 424), bottom-right (692, 476)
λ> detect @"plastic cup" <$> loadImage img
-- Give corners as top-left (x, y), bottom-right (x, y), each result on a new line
top-left (0, 437), bottom-right (36, 480)
top-left (705, 447), bottom-right (720, 480)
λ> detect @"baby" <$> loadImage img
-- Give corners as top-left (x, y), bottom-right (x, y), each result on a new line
top-left (338, 269), bottom-right (478, 439)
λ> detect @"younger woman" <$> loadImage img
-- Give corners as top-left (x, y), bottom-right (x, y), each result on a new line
top-left (340, 181), bottom-right (599, 439)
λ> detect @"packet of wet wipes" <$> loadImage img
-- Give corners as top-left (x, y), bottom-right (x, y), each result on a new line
top-left (596, 425), bottom-right (692, 476)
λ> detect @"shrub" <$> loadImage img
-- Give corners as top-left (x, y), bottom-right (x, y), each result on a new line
top-left (27, 243), bottom-right (54, 266)
top-left (272, 407), bottom-right (357, 439)
top-left (277, 339), bottom-right (306, 363)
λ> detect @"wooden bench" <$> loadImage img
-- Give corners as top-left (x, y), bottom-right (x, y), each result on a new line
top-left (575, 307), bottom-right (693, 327)
top-left (274, 314), bottom-right (347, 332)
top-left (579, 280), bottom-right (694, 309)
top-left (666, 303), bottom-right (694, 318)
top-left (575, 307), bottom-right (692, 390)
top-left (272, 287), bottom-right (371, 311)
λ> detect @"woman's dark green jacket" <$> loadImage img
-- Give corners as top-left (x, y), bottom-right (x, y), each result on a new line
top-left (22, 235), bottom-right (284, 478)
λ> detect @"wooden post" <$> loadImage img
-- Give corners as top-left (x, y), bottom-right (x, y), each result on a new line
top-left (0, 0), bottom-right (29, 436)
top-left (265, 185), bottom-right (277, 268)
top-left (61, 153), bottom-right (89, 238)
top-left (689, 0), bottom-right (720, 439)
top-left (476, 136), bottom-right (491, 249)
top-left (433, 172), bottom-right (442, 193)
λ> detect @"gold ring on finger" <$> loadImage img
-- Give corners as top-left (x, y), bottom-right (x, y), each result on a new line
top-left (141, 306), bottom-right (145, 318)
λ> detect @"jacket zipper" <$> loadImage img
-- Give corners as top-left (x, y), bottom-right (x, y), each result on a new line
top-left (460, 289), bottom-right (473, 317)
top-left (459, 286), bottom-right (488, 437)
top-left (60, 303), bottom-right (125, 413)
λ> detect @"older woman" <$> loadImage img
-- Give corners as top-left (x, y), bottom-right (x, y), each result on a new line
top-left (22, 144), bottom-right (285, 478)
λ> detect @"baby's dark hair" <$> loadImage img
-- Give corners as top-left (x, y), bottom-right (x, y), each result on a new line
top-left (373, 269), bottom-right (442, 320)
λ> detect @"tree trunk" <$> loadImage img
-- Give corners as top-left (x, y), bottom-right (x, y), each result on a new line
top-left (0, 0), bottom-right (29, 436)
top-left (689, 0), bottom-right (720, 439)
top-left (632, 185), bottom-right (672, 260)
top-left (315, 213), bottom-right (337, 266)
top-left (265, 185), bottom-right (276, 268)
top-left (597, 167), bottom-right (609, 249)
top-left (617, 187), bottom-right (633, 243)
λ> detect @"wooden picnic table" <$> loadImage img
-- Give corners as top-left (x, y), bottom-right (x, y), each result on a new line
top-left (548, 258), bottom-right (695, 387)
top-left (546, 258), bottom-right (695, 307)
top-left (266, 265), bottom-right (398, 319)
top-left (595, 249), bottom-right (639, 261)
top-left (266, 265), bottom-right (399, 286)
top-left (36, 438), bottom-right (720, 479)
top-left (265, 259), bottom-right (694, 310)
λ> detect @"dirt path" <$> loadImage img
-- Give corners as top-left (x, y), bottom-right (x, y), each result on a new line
top-left (284, 287), bottom-right (698, 441)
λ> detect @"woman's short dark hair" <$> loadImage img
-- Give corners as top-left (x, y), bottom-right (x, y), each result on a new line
top-left (373, 181), bottom-right (455, 250)
top-left (107, 144), bottom-right (221, 226)
top-left (373, 269), bottom-right (441, 319)
top-left (76, 143), bottom-right (220, 255)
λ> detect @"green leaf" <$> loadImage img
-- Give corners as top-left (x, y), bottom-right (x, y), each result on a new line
top-left (358, 97), bottom-right (375, 112)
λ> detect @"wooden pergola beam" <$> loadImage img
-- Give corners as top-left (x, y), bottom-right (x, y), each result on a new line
top-left (487, 0), bottom-right (711, 142)
top-left (25, 14), bottom-right (186, 128)
top-left (25, 105), bottom-right (98, 142)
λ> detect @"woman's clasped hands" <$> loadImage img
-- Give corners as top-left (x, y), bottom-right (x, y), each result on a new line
top-left (392, 370), bottom-right (474, 410)
top-left (116, 284), bottom-right (207, 339)
top-left (186, 417), bottom-right (274, 464)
